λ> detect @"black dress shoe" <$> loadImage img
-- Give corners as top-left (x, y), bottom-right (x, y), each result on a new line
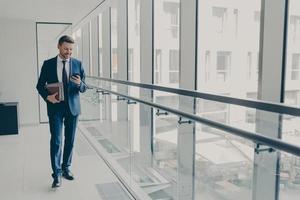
top-left (52, 176), bottom-right (61, 188)
top-left (62, 170), bottom-right (74, 180)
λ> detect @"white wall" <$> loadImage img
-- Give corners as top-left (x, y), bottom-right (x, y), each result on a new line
top-left (0, 18), bottom-right (39, 125)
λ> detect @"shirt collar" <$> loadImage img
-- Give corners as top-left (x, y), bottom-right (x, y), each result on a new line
top-left (57, 55), bottom-right (70, 63)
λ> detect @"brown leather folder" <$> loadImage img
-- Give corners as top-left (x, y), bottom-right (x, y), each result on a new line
top-left (45, 82), bottom-right (64, 101)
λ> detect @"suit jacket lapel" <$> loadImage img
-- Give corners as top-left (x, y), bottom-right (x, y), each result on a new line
top-left (69, 57), bottom-right (72, 77)
top-left (53, 56), bottom-right (59, 83)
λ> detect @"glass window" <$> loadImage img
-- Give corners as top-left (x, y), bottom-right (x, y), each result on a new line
top-left (111, 7), bottom-right (118, 79)
top-left (212, 7), bottom-right (228, 33)
top-left (196, 1), bottom-right (262, 199)
top-left (246, 52), bottom-right (259, 81)
top-left (205, 51), bottom-right (211, 82)
top-left (154, 49), bottom-right (162, 84)
top-left (154, 0), bottom-right (180, 87)
top-left (234, 9), bottom-right (239, 36)
top-left (163, 1), bottom-right (180, 38)
top-left (247, 52), bottom-right (252, 80)
top-left (266, 1), bottom-right (300, 199)
top-left (128, 48), bottom-right (134, 81)
top-left (285, 91), bottom-right (299, 106)
top-left (291, 53), bottom-right (300, 80)
top-left (169, 49), bottom-right (179, 84)
top-left (197, 1), bottom-right (261, 95)
top-left (216, 51), bottom-right (231, 82)
top-left (290, 15), bottom-right (300, 43)
top-left (285, 0), bottom-right (300, 107)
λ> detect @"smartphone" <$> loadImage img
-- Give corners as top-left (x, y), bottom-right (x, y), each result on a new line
top-left (71, 73), bottom-right (80, 79)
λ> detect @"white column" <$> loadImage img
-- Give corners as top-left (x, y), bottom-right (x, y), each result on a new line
top-left (177, 0), bottom-right (197, 199)
top-left (116, 0), bottom-right (128, 120)
top-left (90, 17), bottom-right (100, 76)
top-left (82, 23), bottom-right (91, 75)
top-left (139, 0), bottom-right (153, 164)
top-left (102, 7), bottom-right (112, 121)
top-left (253, 0), bottom-right (287, 200)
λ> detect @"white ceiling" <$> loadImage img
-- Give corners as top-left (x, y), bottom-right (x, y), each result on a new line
top-left (37, 23), bottom-right (71, 44)
top-left (0, 0), bottom-right (102, 23)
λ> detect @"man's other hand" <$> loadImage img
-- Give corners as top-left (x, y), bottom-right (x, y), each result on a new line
top-left (47, 93), bottom-right (60, 103)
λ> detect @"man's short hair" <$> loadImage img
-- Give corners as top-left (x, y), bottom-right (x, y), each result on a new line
top-left (58, 35), bottom-right (74, 45)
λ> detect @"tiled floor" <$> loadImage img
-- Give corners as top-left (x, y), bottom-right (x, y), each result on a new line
top-left (0, 124), bottom-right (130, 200)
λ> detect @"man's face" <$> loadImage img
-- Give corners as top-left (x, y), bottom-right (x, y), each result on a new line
top-left (58, 42), bottom-right (73, 60)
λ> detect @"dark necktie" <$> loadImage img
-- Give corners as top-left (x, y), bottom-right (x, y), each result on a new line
top-left (62, 60), bottom-right (68, 102)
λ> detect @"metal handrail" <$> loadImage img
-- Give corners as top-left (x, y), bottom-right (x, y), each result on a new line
top-left (86, 76), bottom-right (300, 117)
top-left (86, 83), bottom-right (300, 157)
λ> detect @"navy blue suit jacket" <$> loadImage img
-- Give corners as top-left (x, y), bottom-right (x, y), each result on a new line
top-left (36, 56), bottom-right (87, 116)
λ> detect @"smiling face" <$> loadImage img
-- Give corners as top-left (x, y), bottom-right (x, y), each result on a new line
top-left (58, 42), bottom-right (73, 60)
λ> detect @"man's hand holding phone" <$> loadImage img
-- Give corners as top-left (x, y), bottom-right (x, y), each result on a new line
top-left (70, 74), bottom-right (81, 85)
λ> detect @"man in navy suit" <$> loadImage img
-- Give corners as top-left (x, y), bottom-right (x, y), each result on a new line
top-left (36, 35), bottom-right (87, 188)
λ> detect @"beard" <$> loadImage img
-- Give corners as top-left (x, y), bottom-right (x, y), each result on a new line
top-left (60, 53), bottom-right (71, 59)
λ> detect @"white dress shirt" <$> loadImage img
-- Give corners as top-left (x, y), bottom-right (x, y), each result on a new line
top-left (57, 55), bottom-right (70, 82)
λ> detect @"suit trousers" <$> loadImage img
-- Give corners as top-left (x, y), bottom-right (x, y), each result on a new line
top-left (48, 102), bottom-right (78, 178)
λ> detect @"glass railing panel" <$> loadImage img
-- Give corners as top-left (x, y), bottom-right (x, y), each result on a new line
top-left (93, 79), bottom-right (181, 199)
top-left (281, 114), bottom-right (300, 146)
top-left (79, 87), bottom-right (101, 121)
top-left (152, 113), bottom-right (178, 200)
top-left (194, 123), bottom-right (254, 200)
top-left (80, 87), bottom-right (131, 156)
top-left (80, 85), bottom-right (179, 199)
top-left (80, 83), bottom-right (300, 200)
top-left (109, 93), bottom-right (132, 176)
top-left (279, 151), bottom-right (300, 200)
top-left (195, 122), bottom-right (300, 200)
top-left (86, 77), bottom-right (300, 145)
